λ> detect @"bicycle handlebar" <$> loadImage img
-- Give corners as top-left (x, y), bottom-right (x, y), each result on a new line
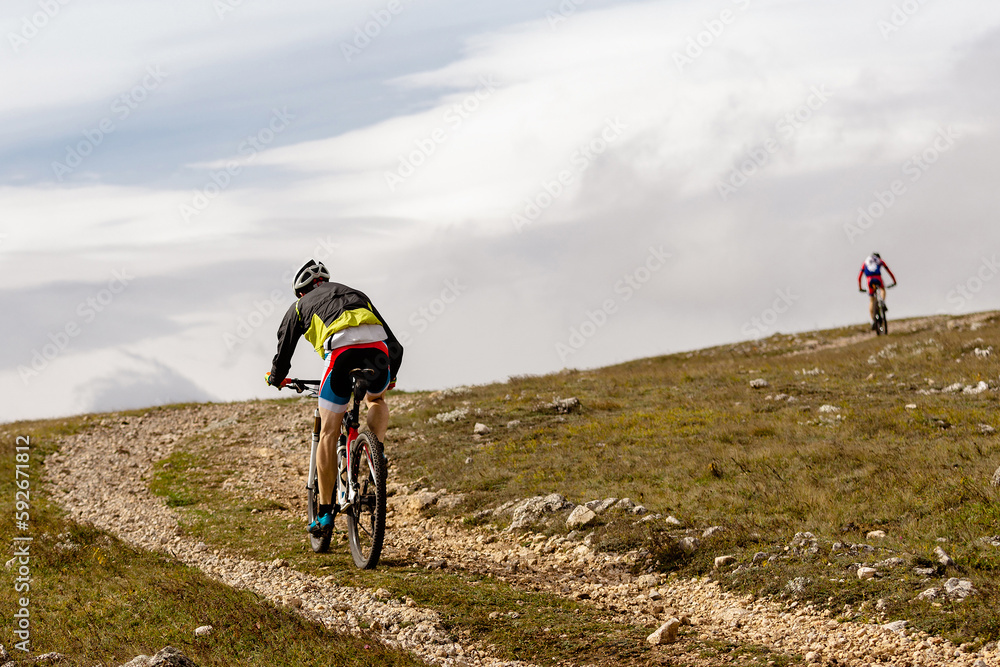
top-left (281, 378), bottom-right (321, 394)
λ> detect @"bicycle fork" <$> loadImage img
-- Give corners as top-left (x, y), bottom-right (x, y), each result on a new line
top-left (307, 408), bottom-right (321, 501)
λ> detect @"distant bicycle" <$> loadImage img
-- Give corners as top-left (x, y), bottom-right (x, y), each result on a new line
top-left (861, 283), bottom-right (895, 336)
top-left (281, 370), bottom-right (388, 569)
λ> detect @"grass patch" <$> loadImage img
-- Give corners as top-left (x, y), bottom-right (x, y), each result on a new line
top-left (0, 421), bottom-right (422, 667)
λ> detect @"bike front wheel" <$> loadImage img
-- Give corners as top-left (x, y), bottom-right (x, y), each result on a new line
top-left (876, 303), bottom-right (888, 336)
top-left (346, 432), bottom-right (387, 569)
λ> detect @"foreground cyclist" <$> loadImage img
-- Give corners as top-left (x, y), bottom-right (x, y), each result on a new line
top-left (857, 252), bottom-right (897, 329)
top-left (266, 259), bottom-right (403, 535)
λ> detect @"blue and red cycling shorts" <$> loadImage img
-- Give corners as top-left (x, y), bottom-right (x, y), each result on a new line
top-left (866, 275), bottom-right (885, 295)
top-left (318, 341), bottom-right (391, 413)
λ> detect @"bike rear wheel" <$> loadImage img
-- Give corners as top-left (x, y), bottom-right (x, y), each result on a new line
top-left (346, 432), bottom-right (387, 569)
top-left (307, 481), bottom-right (332, 553)
top-left (876, 302), bottom-right (888, 336)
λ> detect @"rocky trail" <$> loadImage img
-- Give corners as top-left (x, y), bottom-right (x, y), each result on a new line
top-left (39, 401), bottom-right (1000, 667)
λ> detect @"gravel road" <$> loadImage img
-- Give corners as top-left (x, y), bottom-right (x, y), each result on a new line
top-left (43, 403), bottom-right (998, 667)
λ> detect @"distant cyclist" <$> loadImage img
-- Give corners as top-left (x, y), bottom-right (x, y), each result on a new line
top-left (857, 252), bottom-right (897, 329)
top-left (266, 259), bottom-right (403, 535)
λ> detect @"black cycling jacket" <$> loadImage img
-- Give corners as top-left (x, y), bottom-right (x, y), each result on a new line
top-left (269, 281), bottom-right (404, 385)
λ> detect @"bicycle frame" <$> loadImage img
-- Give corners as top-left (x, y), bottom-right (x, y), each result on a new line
top-left (302, 374), bottom-right (372, 514)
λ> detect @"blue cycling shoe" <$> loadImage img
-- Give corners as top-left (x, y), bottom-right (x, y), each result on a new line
top-left (308, 513), bottom-right (333, 535)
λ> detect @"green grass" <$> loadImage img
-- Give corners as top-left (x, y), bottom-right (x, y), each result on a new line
top-left (0, 421), bottom-right (422, 667)
top-left (143, 435), bottom-right (663, 666)
top-left (380, 312), bottom-right (1000, 646)
top-left (7, 310), bottom-right (1000, 660)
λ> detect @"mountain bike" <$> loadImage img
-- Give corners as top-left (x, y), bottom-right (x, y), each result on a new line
top-left (281, 371), bottom-right (387, 569)
top-left (862, 282), bottom-right (895, 336)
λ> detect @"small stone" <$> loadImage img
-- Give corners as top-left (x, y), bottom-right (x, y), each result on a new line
top-left (506, 420), bottom-right (521, 429)
top-left (566, 505), bottom-right (598, 529)
top-left (549, 397), bottom-right (580, 413)
top-left (646, 618), bottom-right (680, 645)
top-left (473, 423), bottom-right (490, 435)
top-left (586, 497), bottom-right (618, 514)
top-left (905, 404), bottom-right (917, 410)
top-left (805, 651), bottom-right (820, 664)
top-left (3, 558), bottom-right (14, 569)
top-left (148, 646), bottom-right (199, 667)
top-left (749, 379), bottom-right (769, 389)
top-left (194, 625), bottom-right (213, 637)
top-left (866, 530), bottom-right (887, 540)
top-left (425, 560), bottom-right (447, 570)
top-left (992, 466), bottom-right (1000, 488)
top-left (857, 567), bottom-right (877, 580)
top-left (375, 588), bottom-right (391, 599)
top-left (818, 404), bottom-right (840, 413)
top-left (679, 537), bottom-right (699, 554)
top-left (916, 587), bottom-right (939, 601)
top-left (635, 573), bottom-right (659, 587)
top-left (0, 646), bottom-right (8, 663)
top-left (884, 620), bottom-right (908, 634)
top-left (934, 546), bottom-right (955, 566)
top-left (270, 558), bottom-right (288, 568)
top-left (979, 424), bottom-right (996, 435)
top-left (943, 577), bottom-right (976, 600)
top-left (287, 597), bottom-right (303, 609)
top-left (35, 653), bottom-right (66, 664)
top-left (664, 515), bottom-right (682, 526)
top-left (714, 555), bottom-right (736, 568)
top-left (702, 526), bottom-right (725, 538)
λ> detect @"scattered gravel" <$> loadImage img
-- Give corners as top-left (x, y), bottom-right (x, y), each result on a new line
top-left (42, 404), bottom-right (1000, 667)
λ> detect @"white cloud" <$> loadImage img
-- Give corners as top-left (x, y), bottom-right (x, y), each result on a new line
top-left (3, 0), bottom-right (1000, 422)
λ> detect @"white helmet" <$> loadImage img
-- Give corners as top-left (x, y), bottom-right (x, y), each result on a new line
top-left (293, 259), bottom-right (330, 297)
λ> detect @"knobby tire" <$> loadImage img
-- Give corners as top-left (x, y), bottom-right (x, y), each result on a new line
top-left (346, 432), bottom-right (387, 569)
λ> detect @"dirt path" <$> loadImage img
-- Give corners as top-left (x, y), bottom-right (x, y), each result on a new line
top-left (44, 404), bottom-right (998, 667)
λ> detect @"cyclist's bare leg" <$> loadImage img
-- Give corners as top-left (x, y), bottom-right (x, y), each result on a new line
top-left (868, 294), bottom-right (875, 320)
top-left (878, 286), bottom-right (886, 308)
top-left (365, 390), bottom-right (389, 441)
top-left (317, 407), bottom-right (346, 506)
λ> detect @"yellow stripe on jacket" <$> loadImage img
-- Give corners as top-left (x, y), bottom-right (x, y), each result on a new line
top-left (302, 307), bottom-right (383, 357)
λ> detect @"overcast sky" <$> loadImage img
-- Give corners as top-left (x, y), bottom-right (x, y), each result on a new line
top-left (1, 0), bottom-right (997, 422)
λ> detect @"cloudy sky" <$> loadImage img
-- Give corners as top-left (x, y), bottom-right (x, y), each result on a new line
top-left (1, 0), bottom-right (997, 422)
